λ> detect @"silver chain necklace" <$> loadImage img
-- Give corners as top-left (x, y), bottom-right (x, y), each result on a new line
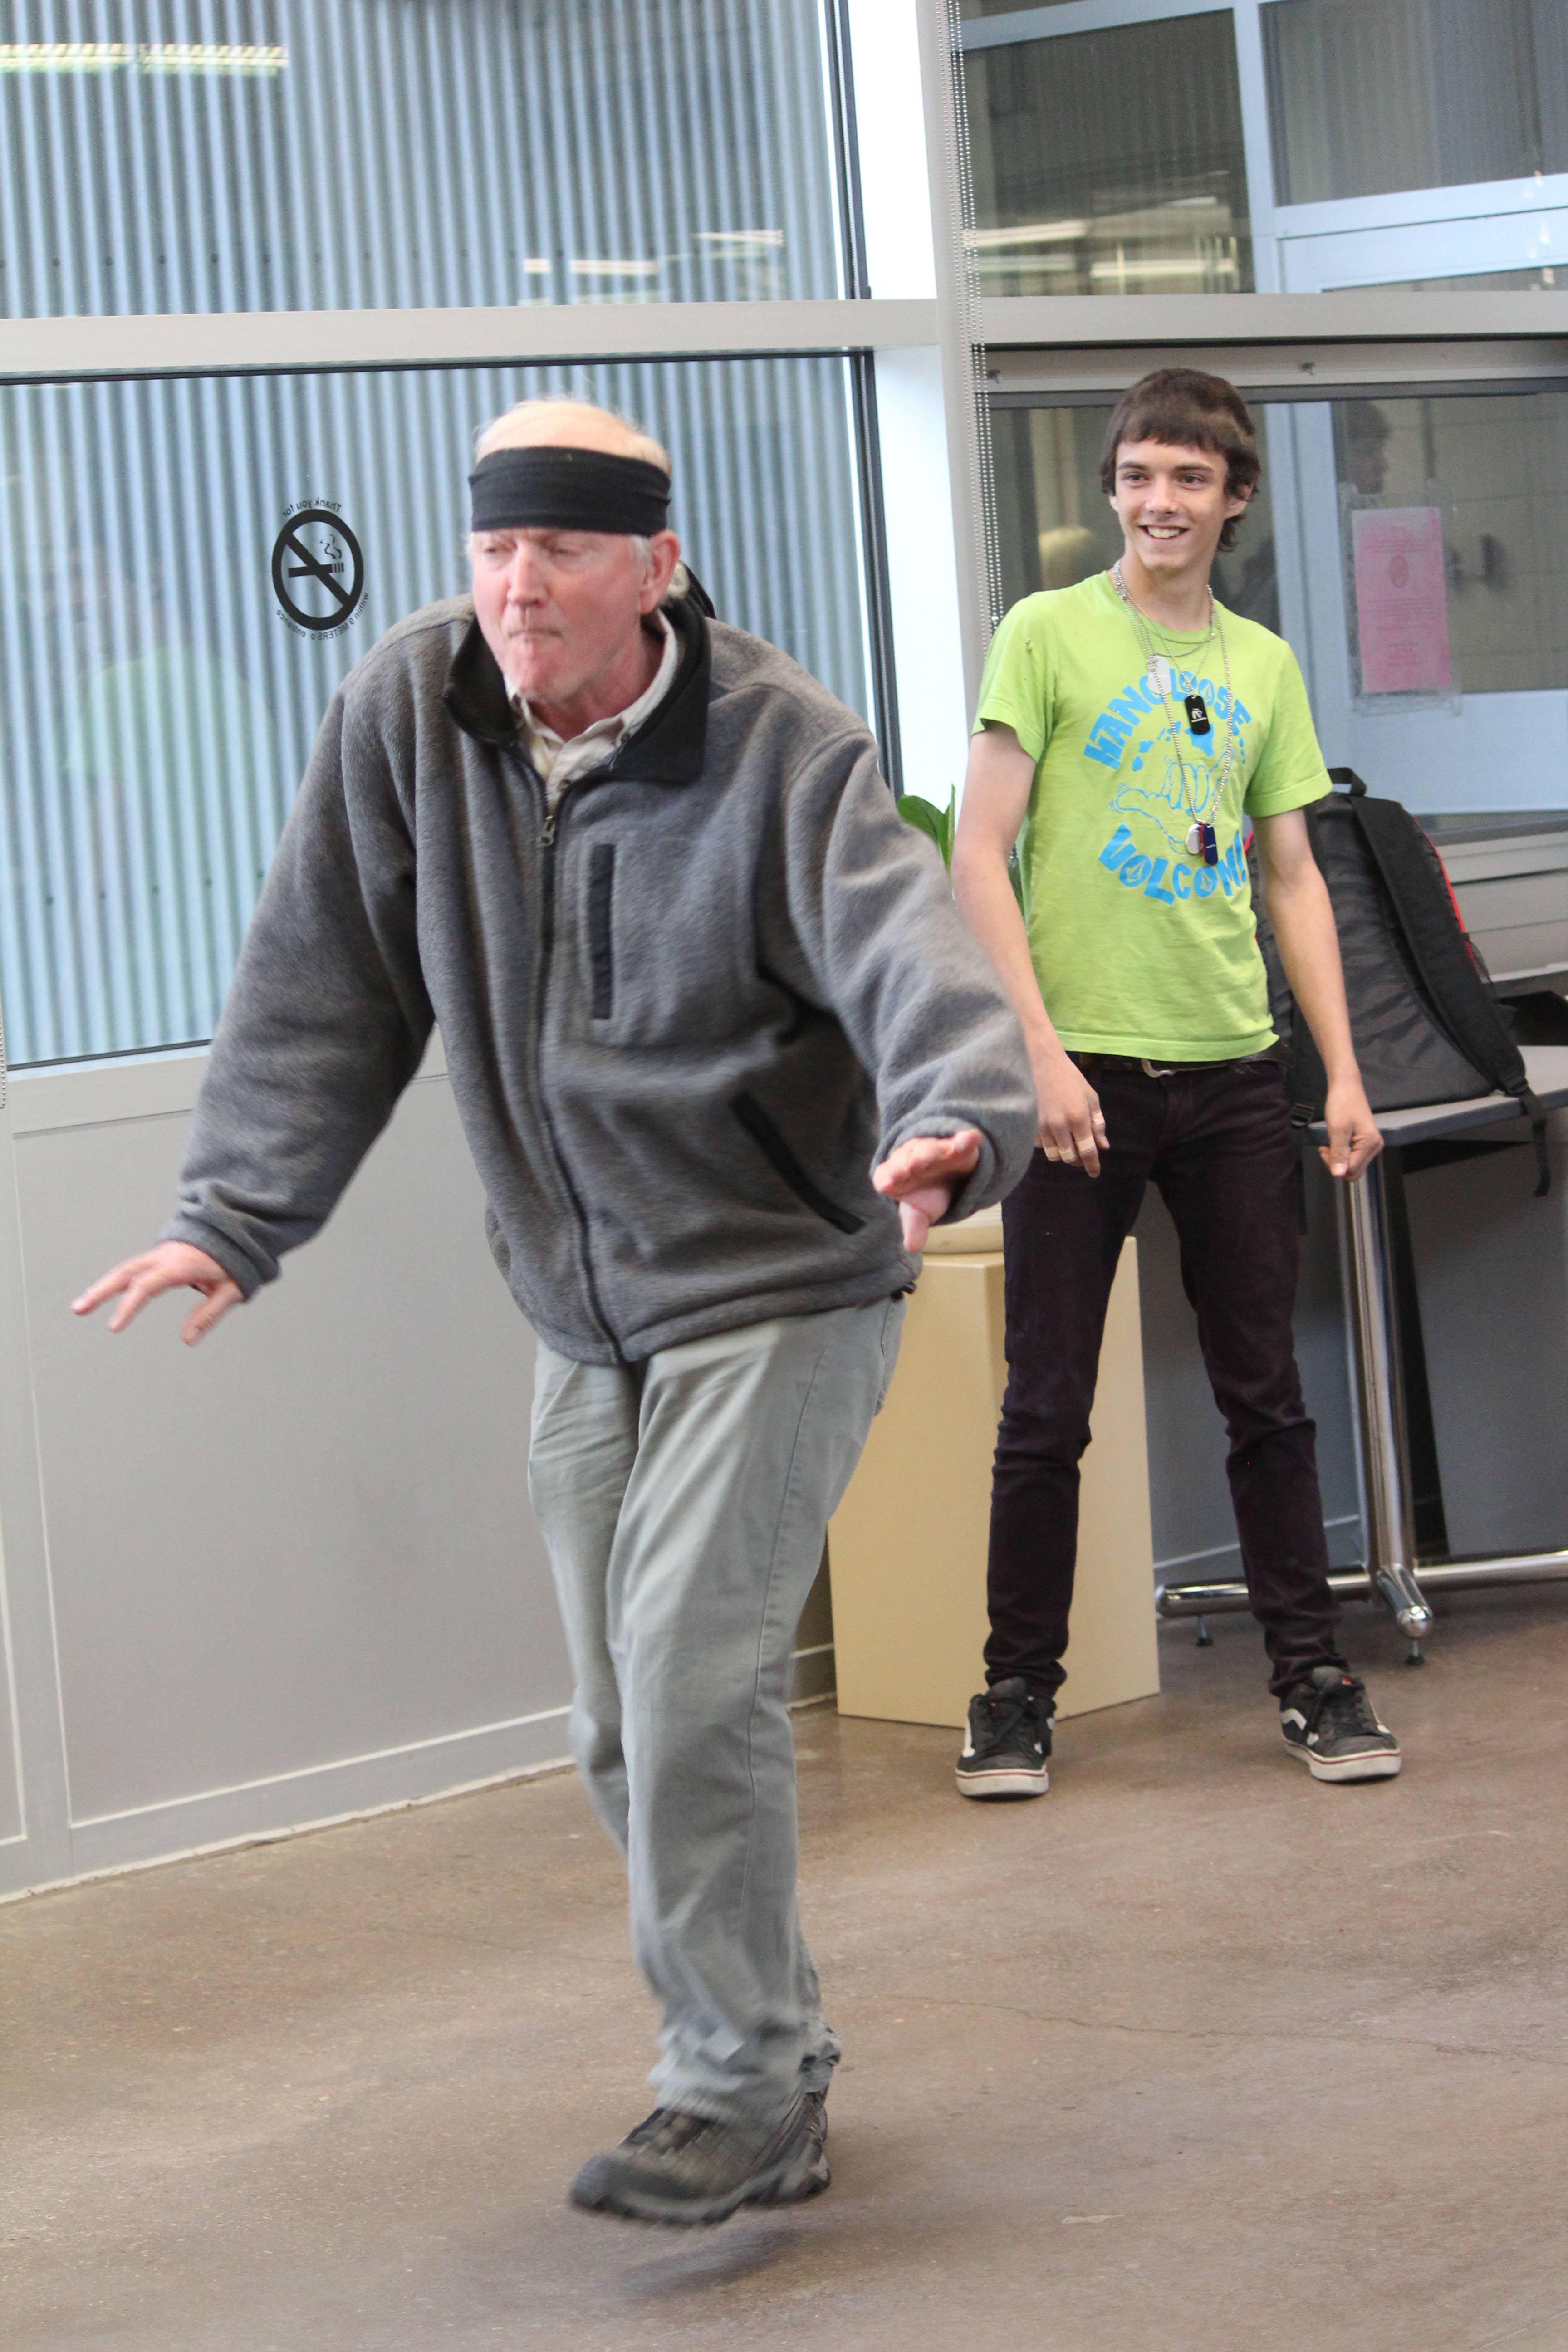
top-left (1109, 563), bottom-right (1237, 862)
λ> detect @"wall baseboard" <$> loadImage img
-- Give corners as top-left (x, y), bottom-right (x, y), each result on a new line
top-left (788, 1641), bottom-right (836, 1705)
top-left (3, 1642), bottom-right (839, 1903)
top-left (1, 1708), bottom-right (573, 1903)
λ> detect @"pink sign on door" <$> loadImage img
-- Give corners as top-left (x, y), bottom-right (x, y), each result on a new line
top-left (1351, 505), bottom-right (1452, 695)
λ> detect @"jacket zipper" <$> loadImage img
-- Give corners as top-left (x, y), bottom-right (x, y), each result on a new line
top-left (530, 778), bottom-right (623, 1360)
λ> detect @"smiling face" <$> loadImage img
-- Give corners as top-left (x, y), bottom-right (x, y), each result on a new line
top-left (1108, 438), bottom-right (1250, 592)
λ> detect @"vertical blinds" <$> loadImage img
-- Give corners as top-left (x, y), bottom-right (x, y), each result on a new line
top-left (0, 0), bottom-right (872, 1070)
top-left (0, 358), bottom-right (871, 1068)
top-left (0, 0), bottom-right (842, 314)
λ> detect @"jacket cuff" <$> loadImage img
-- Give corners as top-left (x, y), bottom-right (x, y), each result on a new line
top-left (875, 1116), bottom-right (1003, 1227)
top-left (938, 1135), bottom-right (1001, 1225)
top-left (155, 1216), bottom-right (273, 1301)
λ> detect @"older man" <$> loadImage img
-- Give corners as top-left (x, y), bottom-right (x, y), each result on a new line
top-left (77, 399), bottom-right (1036, 2225)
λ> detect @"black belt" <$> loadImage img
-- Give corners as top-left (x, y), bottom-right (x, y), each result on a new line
top-left (1073, 1050), bottom-right (1283, 1078)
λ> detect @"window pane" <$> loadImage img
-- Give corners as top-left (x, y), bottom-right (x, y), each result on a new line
top-left (1331, 392), bottom-right (1568, 694)
top-left (964, 12), bottom-right (1253, 296)
top-left (1264, 0), bottom-right (1568, 206)
top-left (989, 402), bottom-right (1279, 630)
top-left (0, 357), bottom-right (870, 1068)
top-left (0, 0), bottom-right (842, 316)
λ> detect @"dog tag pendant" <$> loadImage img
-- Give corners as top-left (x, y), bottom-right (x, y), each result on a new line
top-left (1185, 822), bottom-right (1204, 855)
top-left (1184, 693), bottom-right (1211, 736)
top-left (1147, 657), bottom-right (1172, 696)
top-left (1200, 822), bottom-right (1218, 866)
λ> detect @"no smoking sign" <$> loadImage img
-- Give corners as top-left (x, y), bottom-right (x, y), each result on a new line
top-left (271, 504), bottom-right (366, 637)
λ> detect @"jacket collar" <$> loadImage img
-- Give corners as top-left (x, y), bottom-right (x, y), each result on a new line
top-left (442, 594), bottom-right (711, 784)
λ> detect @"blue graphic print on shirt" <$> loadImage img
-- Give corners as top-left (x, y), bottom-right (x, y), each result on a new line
top-left (1082, 667), bottom-right (1253, 903)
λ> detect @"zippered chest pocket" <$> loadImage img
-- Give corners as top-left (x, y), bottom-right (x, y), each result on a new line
top-left (586, 842), bottom-right (615, 1019)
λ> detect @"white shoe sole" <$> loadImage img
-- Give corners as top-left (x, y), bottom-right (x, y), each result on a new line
top-left (1283, 1738), bottom-right (1402, 1783)
top-left (955, 1764), bottom-right (1049, 1798)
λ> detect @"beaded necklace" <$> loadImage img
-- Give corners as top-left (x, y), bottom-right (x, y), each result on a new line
top-left (1109, 561), bottom-right (1238, 864)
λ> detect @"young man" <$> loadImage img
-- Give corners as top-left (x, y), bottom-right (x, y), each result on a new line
top-left (951, 368), bottom-right (1402, 1798)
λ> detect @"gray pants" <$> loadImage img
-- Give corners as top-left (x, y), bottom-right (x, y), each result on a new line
top-left (528, 1295), bottom-right (904, 2126)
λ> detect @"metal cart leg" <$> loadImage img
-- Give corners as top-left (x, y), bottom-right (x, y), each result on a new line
top-left (1156, 1160), bottom-right (1432, 1654)
top-left (1158, 1142), bottom-right (1568, 1645)
top-left (1339, 1159), bottom-right (1433, 1656)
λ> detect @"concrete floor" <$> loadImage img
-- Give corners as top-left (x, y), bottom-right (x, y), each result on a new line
top-left (4, 1589), bottom-right (1566, 2352)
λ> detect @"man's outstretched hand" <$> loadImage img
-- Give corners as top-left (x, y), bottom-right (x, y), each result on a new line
top-left (872, 1128), bottom-right (983, 1254)
top-left (73, 1241), bottom-right (243, 1347)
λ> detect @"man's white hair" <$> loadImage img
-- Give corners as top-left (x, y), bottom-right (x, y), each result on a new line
top-left (474, 394), bottom-right (671, 471)
top-left (470, 395), bottom-right (688, 599)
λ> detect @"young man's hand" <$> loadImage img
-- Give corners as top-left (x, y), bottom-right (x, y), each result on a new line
top-left (73, 1241), bottom-right (244, 1346)
top-left (1320, 1078), bottom-right (1383, 1181)
top-left (872, 1129), bottom-right (982, 1253)
top-left (1034, 1047), bottom-right (1109, 1176)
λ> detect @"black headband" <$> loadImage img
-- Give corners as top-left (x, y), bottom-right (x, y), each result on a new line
top-left (469, 446), bottom-right (671, 537)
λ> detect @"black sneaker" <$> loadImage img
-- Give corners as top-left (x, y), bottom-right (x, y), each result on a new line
top-left (1279, 1666), bottom-right (1402, 1782)
top-left (568, 2092), bottom-right (830, 2226)
top-left (955, 1676), bottom-right (1051, 1798)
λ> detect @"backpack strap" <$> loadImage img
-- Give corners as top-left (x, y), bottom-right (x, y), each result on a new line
top-left (1284, 809), bottom-right (1331, 1227)
top-left (1285, 1012), bottom-right (1328, 1231)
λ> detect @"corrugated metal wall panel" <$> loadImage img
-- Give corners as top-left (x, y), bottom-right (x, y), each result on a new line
top-left (0, 0), bottom-right (843, 316)
top-left (0, 356), bottom-right (872, 1066)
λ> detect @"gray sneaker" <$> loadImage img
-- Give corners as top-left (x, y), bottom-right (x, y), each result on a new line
top-left (568, 2092), bottom-right (830, 2226)
top-left (1279, 1666), bottom-right (1401, 1782)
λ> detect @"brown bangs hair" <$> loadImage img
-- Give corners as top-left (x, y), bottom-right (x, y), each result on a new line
top-left (1099, 369), bottom-right (1261, 553)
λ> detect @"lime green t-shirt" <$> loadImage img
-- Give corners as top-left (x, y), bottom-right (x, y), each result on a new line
top-left (975, 572), bottom-right (1331, 1062)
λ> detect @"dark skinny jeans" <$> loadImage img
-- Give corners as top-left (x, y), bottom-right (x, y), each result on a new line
top-left (986, 1055), bottom-right (1348, 1704)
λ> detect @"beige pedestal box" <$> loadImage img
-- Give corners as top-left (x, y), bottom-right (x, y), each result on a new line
top-left (828, 1209), bottom-right (1159, 1727)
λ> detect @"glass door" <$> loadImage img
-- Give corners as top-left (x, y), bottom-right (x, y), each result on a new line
top-left (989, 373), bottom-right (1568, 824)
top-left (1271, 387), bottom-right (1568, 822)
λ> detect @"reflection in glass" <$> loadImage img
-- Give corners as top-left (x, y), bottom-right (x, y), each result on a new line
top-left (0, 0), bottom-right (842, 316)
top-left (1331, 392), bottom-right (1568, 695)
top-left (1352, 267), bottom-right (1562, 294)
top-left (1264, 0), bottom-right (1568, 206)
top-left (989, 402), bottom-right (1279, 631)
top-left (963, 12), bottom-right (1252, 298)
top-left (0, 357), bottom-right (870, 1067)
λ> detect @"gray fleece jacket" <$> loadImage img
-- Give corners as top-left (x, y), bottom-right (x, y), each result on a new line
top-left (163, 593), bottom-right (1036, 1365)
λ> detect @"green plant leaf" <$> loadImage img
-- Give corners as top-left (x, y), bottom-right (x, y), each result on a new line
top-left (898, 787), bottom-right (961, 872)
top-left (939, 786), bottom-right (956, 867)
top-left (897, 794), bottom-right (948, 856)
top-left (1008, 843), bottom-right (1031, 920)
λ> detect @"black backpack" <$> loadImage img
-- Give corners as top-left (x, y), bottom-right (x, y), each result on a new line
top-left (1251, 770), bottom-right (1550, 1199)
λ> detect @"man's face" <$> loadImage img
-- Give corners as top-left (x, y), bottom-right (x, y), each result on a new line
top-left (470, 525), bottom-right (668, 707)
top-left (1109, 438), bottom-right (1250, 579)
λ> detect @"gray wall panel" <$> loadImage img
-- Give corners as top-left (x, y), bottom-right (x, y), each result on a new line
top-left (1136, 1155), bottom-right (1362, 1581)
top-left (1405, 1130), bottom-right (1568, 1559)
top-left (16, 1066), bottom-right (570, 1830)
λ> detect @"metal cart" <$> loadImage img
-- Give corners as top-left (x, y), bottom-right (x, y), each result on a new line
top-left (1156, 1046), bottom-right (1568, 1657)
